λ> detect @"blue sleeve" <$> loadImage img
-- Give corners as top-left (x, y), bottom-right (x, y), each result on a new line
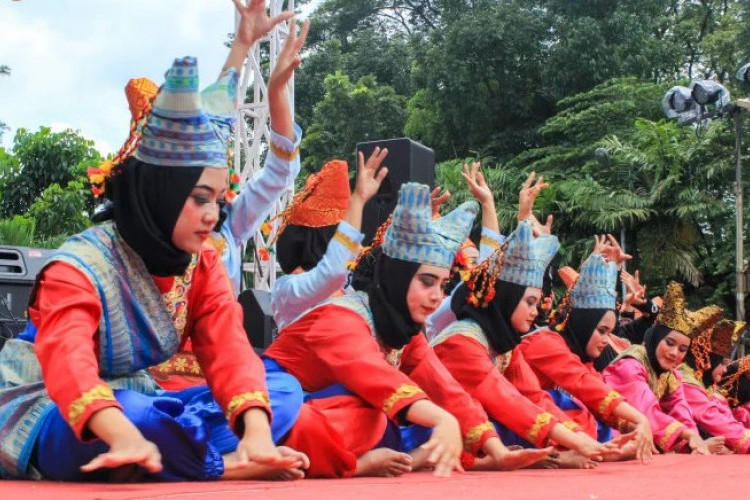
top-left (271, 221), bottom-right (363, 330)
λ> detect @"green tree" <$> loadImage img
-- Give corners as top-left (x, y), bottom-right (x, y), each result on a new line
top-left (27, 179), bottom-right (92, 243)
top-left (0, 127), bottom-right (101, 217)
top-left (301, 71), bottom-right (406, 173)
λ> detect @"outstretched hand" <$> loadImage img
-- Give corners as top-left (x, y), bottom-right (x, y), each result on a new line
top-left (462, 162), bottom-right (493, 206)
top-left (353, 147), bottom-right (389, 204)
top-left (233, 0), bottom-right (294, 47)
top-left (621, 269), bottom-right (647, 307)
top-left (268, 17), bottom-right (310, 91)
top-left (80, 436), bottom-right (162, 475)
top-left (431, 187), bottom-right (451, 217)
top-left (595, 234), bottom-right (631, 267)
top-left (518, 172), bottom-right (548, 222)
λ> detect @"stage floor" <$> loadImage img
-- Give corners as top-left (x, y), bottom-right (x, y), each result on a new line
top-left (3, 454), bottom-right (744, 499)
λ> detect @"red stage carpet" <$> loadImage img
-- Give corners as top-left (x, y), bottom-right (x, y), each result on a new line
top-left (2, 454), bottom-right (745, 499)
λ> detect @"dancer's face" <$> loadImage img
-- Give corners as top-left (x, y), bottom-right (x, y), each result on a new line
top-left (510, 287), bottom-right (542, 333)
top-left (585, 311), bottom-right (616, 359)
top-left (712, 360), bottom-right (730, 385)
top-left (655, 330), bottom-right (691, 371)
top-left (406, 264), bottom-right (450, 323)
top-left (172, 168), bottom-right (226, 253)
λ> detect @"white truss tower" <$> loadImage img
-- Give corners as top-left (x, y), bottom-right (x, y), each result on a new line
top-left (234, 1), bottom-right (295, 291)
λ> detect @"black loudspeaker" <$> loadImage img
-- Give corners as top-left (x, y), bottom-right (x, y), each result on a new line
top-left (0, 246), bottom-right (52, 323)
top-left (356, 138), bottom-right (435, 245)
top-left (238, 288), bottom-right (277, 353)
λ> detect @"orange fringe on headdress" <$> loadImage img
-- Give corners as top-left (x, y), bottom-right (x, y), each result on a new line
top-left (719, 356), bottom-right (750, 407)
top-left (87, 78), bottom-right (159, 197)
top-left (348, 214), bottom-right (393, 271)
top-left (463, 246), bottom-right (506, 308)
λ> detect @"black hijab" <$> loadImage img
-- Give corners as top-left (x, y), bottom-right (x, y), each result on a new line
top-left (107, 157), bottom-right (204, 277)
top-left (353, 250), bottom-right (422, 349)
top-left (561, 308), bottom-right (610, 364)
top-left (643, 324), bottom-right (676, 375)
top-left (451, 279), bottom-right (528, 355)
top-left (276, 224), bottom-right (337, 274)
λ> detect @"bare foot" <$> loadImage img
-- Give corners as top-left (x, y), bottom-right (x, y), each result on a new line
top-left (355, 448), bottom-right (413, 477)
top-left (492, 446), bottom-right (555, 471)
top-left (556, 449), bottom-right (597, 469)
top-left (221, 447), bottom-right (306, 481)
top-left (407, 445), bottom-right (433, 471)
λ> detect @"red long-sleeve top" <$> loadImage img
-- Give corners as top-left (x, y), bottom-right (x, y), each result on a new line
top-left (31, 245), bottom-right (270, 439)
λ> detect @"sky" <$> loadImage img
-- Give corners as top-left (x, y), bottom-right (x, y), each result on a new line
top-left (0, 0), bottom-right (313, 156)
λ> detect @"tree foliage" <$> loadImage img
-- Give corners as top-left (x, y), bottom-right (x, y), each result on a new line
top-left (0, 127), bottom-right (100, 217)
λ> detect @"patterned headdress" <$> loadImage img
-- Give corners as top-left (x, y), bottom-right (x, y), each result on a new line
top-left (497, 218), bottom-right (560, 288)
top-left (691, 319), bottom-right (745, 376)
top-left (280, 159), bottom-right (351, 231)
top-left (570, 253), bottom-right (618, 310)
top-left (383, 183), bottom-right (478, 268)
top-left (88, 57), bottom-right (237, 197)
top-left (656, 281), bottom-right (723, 338)
top-left (719, 356), bottom-right (750, 406)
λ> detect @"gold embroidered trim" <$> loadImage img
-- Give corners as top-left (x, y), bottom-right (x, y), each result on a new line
top-left (149, 352), bottom-right (203, 378)
top-left (562, 420), bottom-right (578, 431)
top-left (737, 430), bottom-right (750, 452)
top-left (528, 412), bottom-right (553, 443)
top-left (464, 421), bottom-right (495, 448)
top-left (382, 384), bottom-right (424, 414)
top-left (597, 390), bottom-right (622, 416)
top-left (480, 235), bottom-right (501, 249)
top-left (226, 391), bottom-right (271, 422)
top-left (68, 384), bottom-right (117, 427)
top-left (269, 141), bottom-right (299, 161)
top-left (161, 255), bottom-right (197, 339)
top-left (659, 421), bottom-right (683, 451)
top-left (333, 230), bottom-right (360, 254)
top-left (207, 234), bottom-right (227, 256)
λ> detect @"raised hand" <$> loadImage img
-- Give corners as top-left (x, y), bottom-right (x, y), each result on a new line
top-left (621, 269), bottom-right (647, 307)
top-left (430, 187), bottom-right (451, 218)
top-left (518, 172), bottom-right (549, 222)
top-left (462, 162), bottom-right (493, 206)
top-left (268, 17), bottom-right (310, 91)
top-left (232, 0), bottom-right (294, 47)
top-left (353, 147), bottom-right (389, 204)
top-left (530, 213), bottom-right (554, 236)
top-left (601, 234), bottom-right (632, 267)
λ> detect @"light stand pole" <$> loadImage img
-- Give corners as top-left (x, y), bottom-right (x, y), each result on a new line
top-left (734, 106), bottom-right (746, 322)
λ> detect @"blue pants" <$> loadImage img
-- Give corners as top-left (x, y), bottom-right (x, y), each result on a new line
top-left (33, 358), bottom-right (303, 481)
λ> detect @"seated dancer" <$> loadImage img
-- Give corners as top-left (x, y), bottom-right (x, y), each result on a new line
top-left (265, 183), bottom-right (551, 478)
top-left (518, 236), bottom-right (653, 459)
top-left (271, 147), bottom-right (388, 331)
top-left (679, 319), bottom-right (750, 452)
top-left (146, 1), bottom-right (308, 390)
top-left (425, 162), bottom-right (507, 339)
top-left (603, 282), bottom-right (725, 454)
top-left (430, 174), bottom-right (632, 468)
top-left (0, 18), bottom-right (311, 481)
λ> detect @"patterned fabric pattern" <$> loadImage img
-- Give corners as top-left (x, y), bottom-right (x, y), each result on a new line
top-left (383, 183), bottom-right (478, 268)
top-left (135, 57), bottom-right (236, 168)
top-left (0, 222), bottom-right (183, 478)
top-left (570, 253), bottom-right (618, 309)
top-left (498, 218), bottom-right (560, 288)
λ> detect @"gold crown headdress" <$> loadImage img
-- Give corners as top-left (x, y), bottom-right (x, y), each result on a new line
top-left (656, 282), bottom-right (723, 338)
